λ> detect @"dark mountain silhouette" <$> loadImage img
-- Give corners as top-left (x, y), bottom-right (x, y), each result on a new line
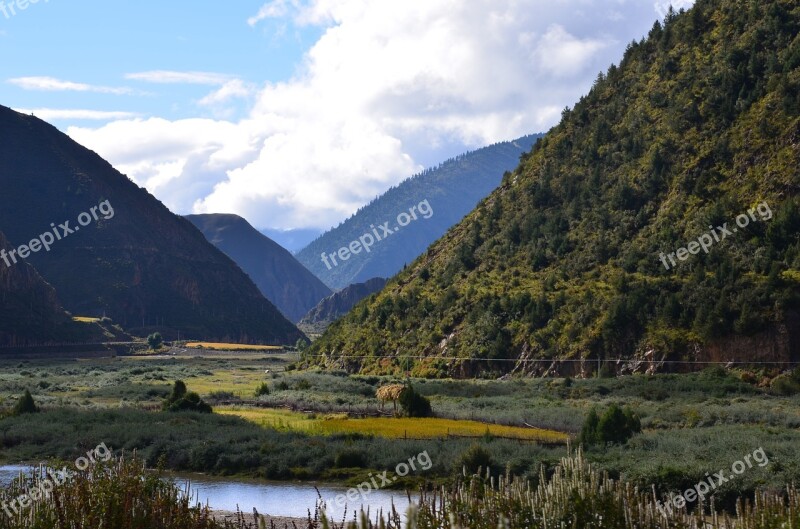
top-left (299, 277), bottom-right (387, 334)
top-left (310, 0), bottom-right (800, 377)
top-left (0, 105), bottom-right (303, 344)
top-left (296, 134), bottom-right (543, 289)
top-left (186, 214), bottom-right (332, 323)
top-left (0, 230), bottom-right (95, 346)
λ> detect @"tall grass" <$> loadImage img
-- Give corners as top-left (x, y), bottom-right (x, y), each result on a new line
top-left (325, 450), bottom-right (800, 529)
top-left (0, 455), bottom-right (228, 529)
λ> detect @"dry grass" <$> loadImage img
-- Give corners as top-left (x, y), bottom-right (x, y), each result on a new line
top-left (218, 407), bottom-right (568, 442)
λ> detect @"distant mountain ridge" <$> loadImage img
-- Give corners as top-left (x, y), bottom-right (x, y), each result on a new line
top-left (309, 0), bottom-right (800, 377)
top-left (296, 134), bottom-right (543, 289)
top-left (259, 228), bottom-right (323, 254)
top-left (186, 214), bottom-right (332, 323)
top-left (0, 105), bottom-right (303, 344)
top-left (299, 277), bottom-right (387, 334)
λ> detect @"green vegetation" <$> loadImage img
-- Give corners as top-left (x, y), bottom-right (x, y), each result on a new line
top-left (297, 135), bottom-right (542, 289)
top-left (342, 451), bottom-right (800, 529)
top-left (0, 456), bottom-right (233, 529)
top-left (147, 332), bottom-right (164, 350)
top-left (399, 385), bottom-right (432, 417)
top-left (11, 390), bottom-right (38, 416)
top-left (308, 0), bottom-right (800, 377)
top-left (163, 380), bottom-right (212, 413)
top-left (0, 357), bottom-right (797, 507)
top-left (579, 404), bottom-right (641, 446)
top-left (771, 367), bottom-right (800, 395)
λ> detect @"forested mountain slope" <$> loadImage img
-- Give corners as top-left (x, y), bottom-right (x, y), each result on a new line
top-left (297, 135), bottom-right (542, 289)
top-left (309, 0), bottom-right (800, 377)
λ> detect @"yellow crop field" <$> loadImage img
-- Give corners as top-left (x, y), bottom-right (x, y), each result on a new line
top-left (185, 342), bottom-right (283, 351)
top-left (73, 316), bottom-right (101, 323)
top-left (218, 407), bottom-right (569, 443)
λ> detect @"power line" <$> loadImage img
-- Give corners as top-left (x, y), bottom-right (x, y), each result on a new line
top-left (302, 354), bottom-right (797, 365)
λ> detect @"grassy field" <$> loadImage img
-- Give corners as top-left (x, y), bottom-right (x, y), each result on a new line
top-left (0, 355), bottom-right (797, 505)
top-left (217, 407), bottom-right (568, 442)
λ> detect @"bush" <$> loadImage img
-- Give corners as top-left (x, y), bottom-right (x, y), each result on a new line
top-left (455, 444), bottom-right (494, 475)
top-left (254, 383), bottom-right (270, 397)
top-left (162, 380), bottom-right (212, 413)
top-left (334, 449), bottom-right (367, 468)
top-left (580, 405), bottom-right (641, 446)
top-left (147, 333), bottom-right (163, 350)
top-left (12, 389), bottom-right (38, 415)
top-left (771, 368), bottom-right (800, 396)
top-left (399, 384), bottom-right (433, 417)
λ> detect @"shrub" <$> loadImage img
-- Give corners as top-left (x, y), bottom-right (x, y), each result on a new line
top-left (580, 405), bottom-right (641, 446)
top-left (399, 384), bottom-right (433, 417)
top-left (455, 444), bottom-right (494, 475)
top-left (162, 380), bottom-right (212, 413)
top-left (254, 383), bottom-right (270, 397)
top-left (771, 368), bottom-right (800, 396)
top-left (147, 332), bottom-right (163, 350)
top-left (334, 449), bottom-right (366, 468)
top-left (12, 389), bottom-right (38, 415)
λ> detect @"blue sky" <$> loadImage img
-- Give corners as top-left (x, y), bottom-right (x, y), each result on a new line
top-left (0, 0), bottom-right (695, 233)
top-left (0, 0), bottom-right (320, 122)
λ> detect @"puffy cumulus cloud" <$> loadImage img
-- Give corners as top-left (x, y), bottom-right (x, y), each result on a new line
top-left (68, 0), bottom-right (690, 231)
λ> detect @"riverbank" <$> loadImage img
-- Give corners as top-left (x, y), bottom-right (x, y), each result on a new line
top-left (211, 510), bottom-right (306, 528)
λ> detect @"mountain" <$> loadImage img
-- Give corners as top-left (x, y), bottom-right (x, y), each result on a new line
top-left (296, 134), bottom-right (542, 289)
top-left (0, 105), bottom-right (303, 344)
top-left (0, 230), bottom-right (95, 346)
top-left (260, 228), bottom-right (323, 254)
top-left (308, 0), bottom-right (800, 377)
top-left (186, 214), bottom-right (332, 323)
top-left (299, 277), bottom-right (387, 334)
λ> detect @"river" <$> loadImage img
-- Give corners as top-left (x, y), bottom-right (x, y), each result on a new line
top-left (0, 465), bottom-right (413, 520)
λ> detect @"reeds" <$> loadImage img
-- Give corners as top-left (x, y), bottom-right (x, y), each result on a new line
top-left (2, 451), bottom-right (797, 529)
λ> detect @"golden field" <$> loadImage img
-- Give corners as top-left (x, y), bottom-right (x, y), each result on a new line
top-left (218, 406), bottom-right (568, 443)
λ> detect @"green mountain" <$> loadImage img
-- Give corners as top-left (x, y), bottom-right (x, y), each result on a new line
top-left (296, 134), bottom-right (542, 289)
top-left (309, 0), bottom-right (800, 377)
top-left (186, 214), bottom-right (332, 323)
top-left (0, 106), bottom-right (303, 344)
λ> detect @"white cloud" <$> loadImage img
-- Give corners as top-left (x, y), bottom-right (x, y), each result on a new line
top-left (247, 0), bottom-right (298, 27)
top-left (654, 0), bottom-right (696, 20)
top-left (8, 77), bottom-right (135, 95)
top-left (198, 79), bottom-right (256, 106)
top-left (69, 0), bottom-right (694, 232)
top-left (125, 71), bottom-right (234, 85)
top-left (18, 108), bottom-right (140, 120)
